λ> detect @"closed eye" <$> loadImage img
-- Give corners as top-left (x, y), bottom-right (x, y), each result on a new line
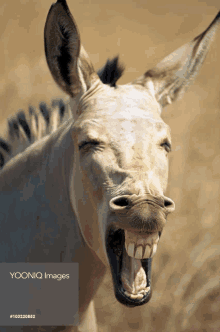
top-left (78, 140), bottom-right (100, 150)
top-left (160, 140), bottom-right (172, 152)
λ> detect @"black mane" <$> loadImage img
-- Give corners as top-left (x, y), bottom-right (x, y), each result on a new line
top-left (0, 138), bottom-right (10, 168)
top-left (97, 56), bottom-right (125, 87)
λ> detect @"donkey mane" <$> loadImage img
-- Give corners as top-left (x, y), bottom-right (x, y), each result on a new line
top-left (0, 100), bottom-right (67, 168)
top-left (0, 56), bottom-right (124, 169)
top-left (0, 138), bottom-right (10, 167)
top-left (97, 56), bottom-right (125, 87)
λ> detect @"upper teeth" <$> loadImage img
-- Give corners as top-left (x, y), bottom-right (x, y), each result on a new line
top-left (125, 230), bottom-right (159, 259)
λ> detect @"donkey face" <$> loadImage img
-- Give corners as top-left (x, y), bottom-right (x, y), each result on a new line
top-left (45, 0), bottom-right (220, 307)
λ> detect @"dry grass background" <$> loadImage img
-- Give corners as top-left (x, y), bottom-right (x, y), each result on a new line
top-left (0, 0), bottom-right (220, 331)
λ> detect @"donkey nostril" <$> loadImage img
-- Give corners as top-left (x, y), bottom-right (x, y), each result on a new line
top-left (109, 196), bottom-right (130, 211)
top-left (164, 196), bottom-right (175, 213)
top-left (113, 197), bottom-right (129, 207)
top-left (164, 199), bottom-right (172, 207)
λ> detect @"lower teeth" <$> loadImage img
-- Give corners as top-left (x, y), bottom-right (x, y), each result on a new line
top-left (124, 286), bottom-right (150, 299)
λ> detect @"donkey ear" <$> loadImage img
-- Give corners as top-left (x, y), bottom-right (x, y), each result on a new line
top-left (44, 0), bottom-right (99, 98)
top-left (133, 12), bottom-right (220, 108)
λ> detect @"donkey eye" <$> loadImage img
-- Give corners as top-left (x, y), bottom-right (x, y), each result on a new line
top-left (160, 141), bottom-right (172, 153)
top-left (79, 140), bottom-right (100, 150)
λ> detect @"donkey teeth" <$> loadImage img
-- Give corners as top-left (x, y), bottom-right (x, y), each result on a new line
top-left (125, 230), bottom-right (159, 259)
top-left (124, 287), bottom-right (150, 299)
top-left (125, 243), bottom-right (158, 259)
top-left (151, 243), bottom-right (158, 258)
top-left (135, 246), bottom-right (143, 259)
top-left (143, 245), bottom-right (151, 259)
top-left (124, 291), bottom-right (144, 300)
top-left (127, 243), bottom-right (135, 257)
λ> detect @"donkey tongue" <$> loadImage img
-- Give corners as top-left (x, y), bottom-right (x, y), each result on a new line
top-left (121, 245), bottom-right (148, 298)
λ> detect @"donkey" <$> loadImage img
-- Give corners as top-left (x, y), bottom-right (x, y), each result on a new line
top-left (0, 0), bottom-right (219, 331)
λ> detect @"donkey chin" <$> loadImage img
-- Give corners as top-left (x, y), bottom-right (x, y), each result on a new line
top-left (106, 193), bottom-right (174, 307)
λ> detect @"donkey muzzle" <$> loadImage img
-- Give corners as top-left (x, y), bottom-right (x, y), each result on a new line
top-left (109, 194), bottom-right (175, 233)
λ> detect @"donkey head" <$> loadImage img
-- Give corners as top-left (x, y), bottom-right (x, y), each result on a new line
top-left (45, 0), bottom-right (220, 307)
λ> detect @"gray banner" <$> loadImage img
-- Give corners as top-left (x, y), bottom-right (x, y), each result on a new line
top-left (0, 263), bottom-right (79, 326)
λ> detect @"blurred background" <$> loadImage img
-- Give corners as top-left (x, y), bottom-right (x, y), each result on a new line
top-left (0, 0), bottom-right (219, 331)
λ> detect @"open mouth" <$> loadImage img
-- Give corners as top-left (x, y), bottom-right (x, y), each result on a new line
top-left (106, 228), bottom-right (159, 307)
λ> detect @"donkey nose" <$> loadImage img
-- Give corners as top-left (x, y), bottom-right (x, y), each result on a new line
top-left (164, 196), bottom-right (175, 213)
top-left (109, 195), bottom-right (130, 212)
top-left (109, 195), bottom-right (175, 213)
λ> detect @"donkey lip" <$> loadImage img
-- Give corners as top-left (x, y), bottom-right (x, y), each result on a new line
top-left (106, 228), bottom-right (152, 307)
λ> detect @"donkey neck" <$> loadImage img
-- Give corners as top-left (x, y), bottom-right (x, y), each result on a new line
top-left (0, 120), bottom-right (84, 263)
